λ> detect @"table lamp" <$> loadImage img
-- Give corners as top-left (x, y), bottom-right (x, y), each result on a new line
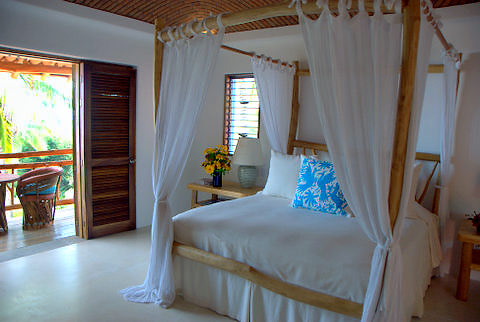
top-left (232, 137), bottom-right (263, 188)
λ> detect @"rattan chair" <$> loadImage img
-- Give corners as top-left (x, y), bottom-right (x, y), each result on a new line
top-left (16, 166), bottom-right (64, 230)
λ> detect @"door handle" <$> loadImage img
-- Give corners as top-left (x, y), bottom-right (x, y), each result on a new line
top-left (129, 158), bottom-right (136, 164)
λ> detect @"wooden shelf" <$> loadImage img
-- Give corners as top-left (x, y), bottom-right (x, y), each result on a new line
top-left (457, 220), bottom-right (480, 244)
top-left (187, 181), bottom-right (263, 199)
top-left (187, 181), bottom-right (263, 209)
top-left (192, 197), bottom-right (230, 208)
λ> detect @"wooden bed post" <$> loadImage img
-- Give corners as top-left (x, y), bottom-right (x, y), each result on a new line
top-left (154, 18), bottom-right (166, 124)
top-left (388, 0), bottom-right (421, 230)
top-left (287, 61), bottom-right (300, 155)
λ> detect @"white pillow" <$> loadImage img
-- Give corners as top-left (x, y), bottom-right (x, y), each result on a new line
top-left (262, 150), bottom-right (301, 200)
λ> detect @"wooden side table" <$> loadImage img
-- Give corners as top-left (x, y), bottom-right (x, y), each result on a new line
top-left (0, 173), bottom-right (20, 232)
top-left (187, 181), bottom-right (263, 209)
top-left (456, 219), bottom-right (480, 301)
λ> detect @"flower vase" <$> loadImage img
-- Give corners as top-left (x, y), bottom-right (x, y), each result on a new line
top-left (477, 225), bottom-right (480, 235)
top-left (213, 172), bottom-right (222, 187)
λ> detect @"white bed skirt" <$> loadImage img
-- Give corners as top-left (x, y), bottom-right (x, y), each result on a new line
top-left (173, 254), bottom-right (432, 322)
top-left (172, 195), bottom-right (437, 321)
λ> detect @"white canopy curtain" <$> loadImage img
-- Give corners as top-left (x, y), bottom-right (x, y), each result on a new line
top-left (438, 51), bottom-right (461, 271)
top-left (121, 21), bottom-right (224, 307)
top-left (251, 56), bottom-right (296, 153)
top-left (297, 0), bottom-right (433, 320)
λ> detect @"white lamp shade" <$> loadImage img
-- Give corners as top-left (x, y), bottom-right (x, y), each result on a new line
top-left (232, 138), bottom-right (263, 166)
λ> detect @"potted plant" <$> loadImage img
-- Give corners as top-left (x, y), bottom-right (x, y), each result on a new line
top-left (202, 145), bottom-right (231, 187)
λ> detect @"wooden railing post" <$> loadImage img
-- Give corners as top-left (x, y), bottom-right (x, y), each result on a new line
top-left (388, 0), bottom-right (421, 230)
top-left (0, 149), bottom-right (75, 211)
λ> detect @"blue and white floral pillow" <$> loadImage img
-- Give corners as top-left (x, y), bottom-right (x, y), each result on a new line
top-left (292, 157), bottom-right (348, 216)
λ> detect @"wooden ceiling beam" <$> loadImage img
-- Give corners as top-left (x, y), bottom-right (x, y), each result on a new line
top-left (0, 61), bottom-right (73, 76)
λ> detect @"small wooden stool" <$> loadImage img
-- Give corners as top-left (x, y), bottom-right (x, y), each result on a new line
top-left (456, 219), bottom-right (480, 301)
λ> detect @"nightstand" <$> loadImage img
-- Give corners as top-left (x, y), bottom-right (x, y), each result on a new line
top-left (456, 219), bottom-right (480, 301)
top-left (187, 181), bottom-right (263, 209)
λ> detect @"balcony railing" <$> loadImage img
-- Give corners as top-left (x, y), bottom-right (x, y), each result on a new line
top-left (0, 148), bottom-right (74, 211)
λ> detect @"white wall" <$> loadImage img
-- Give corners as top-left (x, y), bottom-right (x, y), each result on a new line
top-left (0, 0), bottom-right (156, 228)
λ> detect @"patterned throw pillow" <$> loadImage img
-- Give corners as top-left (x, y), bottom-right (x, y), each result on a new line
top-left (292, 157), bottom-right (348, 216)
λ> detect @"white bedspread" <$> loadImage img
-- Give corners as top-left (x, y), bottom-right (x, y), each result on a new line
top-left (173, 194), bottom-right (433, 307)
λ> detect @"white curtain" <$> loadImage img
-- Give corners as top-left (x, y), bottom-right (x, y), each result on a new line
top-left (251, 56), bottom-right (296, 153)
top-left (438, 53), bottom-right (460, 259)
top-left (297, 0), bottom-right (433, 320)
top-left (120, 24), bottom-right (224, 307)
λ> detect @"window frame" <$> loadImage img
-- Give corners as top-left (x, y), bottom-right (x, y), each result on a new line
top-left (223, 73), bottom-right (261, 155)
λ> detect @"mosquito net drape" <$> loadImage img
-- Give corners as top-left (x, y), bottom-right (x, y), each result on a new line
top-left (296, 0), bottom-right (433, 320)
top-left (120, 19), bottom-right (224, 307)
top-left (438, 51), bottom-right (461, 275)
top-left (251, 56), bottom-right (296, 153)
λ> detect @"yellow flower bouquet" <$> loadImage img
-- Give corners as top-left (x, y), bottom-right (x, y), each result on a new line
top-left (201, 145), bottom-right (231, 176)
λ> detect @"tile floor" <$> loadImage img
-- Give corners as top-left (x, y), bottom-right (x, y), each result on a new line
top-left (0, 227), bottom-right (478, 322)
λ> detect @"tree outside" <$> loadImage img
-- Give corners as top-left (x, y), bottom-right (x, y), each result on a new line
top-left (0, 70), bottom-right (73, 218)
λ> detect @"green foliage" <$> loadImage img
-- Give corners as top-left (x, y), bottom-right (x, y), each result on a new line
top-left (0, 94), bottom-right (15, 153)
top-left (19, 137), bottom-right (73, 199)
top-left (14, 123), bottom-right (54, 152)
top-left (19, 74), bottom-right (71, 108)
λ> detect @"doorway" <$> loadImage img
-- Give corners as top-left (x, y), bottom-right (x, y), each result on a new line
top-left (0, 50), bottom-right (77, 252)
top-left (0, 48), bottom-right (137, 255)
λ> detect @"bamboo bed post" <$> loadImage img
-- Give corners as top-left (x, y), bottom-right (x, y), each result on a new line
top-left (158, 1), bottom-right (402, 42)
top-left (388, 0), bottom-right (421, 230)
top-left (157, 1), bottom-right (456, 58)
top-left (154, 18), bottom-right (166, 124)
top-left (287, 61), bottom-right (300, 155)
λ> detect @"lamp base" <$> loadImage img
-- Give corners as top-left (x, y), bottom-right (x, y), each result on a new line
top-left (238, 165), bottom-right (257, 189)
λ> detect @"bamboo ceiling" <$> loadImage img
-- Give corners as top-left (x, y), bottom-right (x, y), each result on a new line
top-left (63, 0), bottom-right (479, 33)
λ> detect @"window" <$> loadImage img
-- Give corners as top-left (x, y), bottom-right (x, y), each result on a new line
top-left (223, 73), bottom-right (260, 155)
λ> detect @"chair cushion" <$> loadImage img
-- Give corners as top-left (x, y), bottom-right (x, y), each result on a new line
top-left (24, 186), bottom-right (57, 195)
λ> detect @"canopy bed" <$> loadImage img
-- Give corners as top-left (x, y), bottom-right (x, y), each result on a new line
top-left (122, 0), bottom-right (462, 321)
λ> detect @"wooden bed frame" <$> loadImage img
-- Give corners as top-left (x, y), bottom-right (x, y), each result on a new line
top-left (160, 0), bottom-right (455, 318)
top-left (172, 143), bottom-right (440, 319)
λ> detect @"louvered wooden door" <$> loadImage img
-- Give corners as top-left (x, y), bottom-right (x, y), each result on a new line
top-left (82, 61), bottom-right (136, 239)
